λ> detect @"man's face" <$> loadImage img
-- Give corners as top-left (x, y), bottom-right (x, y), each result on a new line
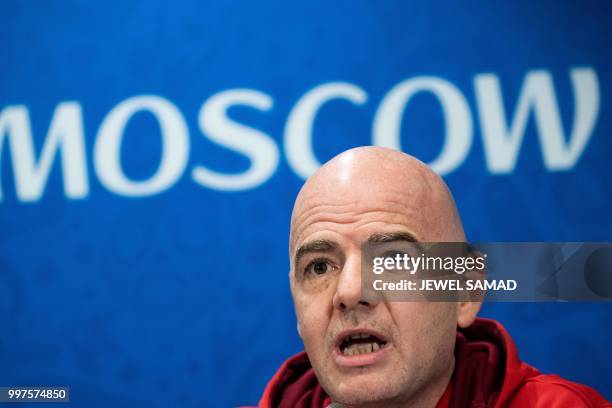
top-left (290, 193), bottom-right (459, 406)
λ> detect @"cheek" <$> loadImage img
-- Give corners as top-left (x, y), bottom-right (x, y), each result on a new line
top-left (292, 273), bottom-right (336, 331)
top-left (390, 302), bottom-right (457, 359)
top-left (294, 292), bottom-right (332, 349)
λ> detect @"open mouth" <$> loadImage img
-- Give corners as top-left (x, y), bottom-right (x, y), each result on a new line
top-left (339, 332), bottom-right (387, 356)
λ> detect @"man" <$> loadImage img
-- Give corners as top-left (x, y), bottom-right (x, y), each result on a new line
top-left (253, 147), bottom-right (609, 407)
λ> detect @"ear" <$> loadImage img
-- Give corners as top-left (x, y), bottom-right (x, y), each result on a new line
top-left (457, 247), bottom-right (485, 328)
top-left (456, 300), bottom-right (482, 328)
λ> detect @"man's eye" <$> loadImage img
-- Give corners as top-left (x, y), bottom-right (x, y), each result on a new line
top-left (306, 260), bottom-right (333, 276)
top-left (383, 250), bottom-right (406, 258)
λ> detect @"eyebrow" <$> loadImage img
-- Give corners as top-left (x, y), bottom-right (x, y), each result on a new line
top-left (293, 232), bottom-right (419, 267)
top-left (294, 239), bottom-right (339, 268)
top-left (367, 231), bottom-right (419, 243)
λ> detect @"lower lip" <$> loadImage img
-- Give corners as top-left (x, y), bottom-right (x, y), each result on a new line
top-left (333, 343), bottom-right (391, 368)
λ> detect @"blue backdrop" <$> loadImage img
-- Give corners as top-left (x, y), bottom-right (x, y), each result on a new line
top-left (1, 1), bottom-right (611, 407)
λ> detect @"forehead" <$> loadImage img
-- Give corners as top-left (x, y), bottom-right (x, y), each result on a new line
top-left (290, 185), bottom-right (431, 254)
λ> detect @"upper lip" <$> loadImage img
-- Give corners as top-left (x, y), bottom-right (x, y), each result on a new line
top-left (334, 328), bottom-right (389, 349)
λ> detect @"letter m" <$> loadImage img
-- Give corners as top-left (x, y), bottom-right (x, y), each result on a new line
top-left (0, 102), bottom-right (89, 202)
top-left (475, 68), bottom-right (600, 173)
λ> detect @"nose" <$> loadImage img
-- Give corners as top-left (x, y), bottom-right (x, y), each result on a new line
top-left (333, 254), bottom-right (377, 311)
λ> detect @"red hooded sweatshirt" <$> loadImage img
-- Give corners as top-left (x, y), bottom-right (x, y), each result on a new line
top-left (246, 318), bottom-right (609, 408)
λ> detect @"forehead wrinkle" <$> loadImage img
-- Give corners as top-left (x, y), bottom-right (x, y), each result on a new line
top-left (293, 189), bottom-right (428, 226)
top-left (290, 202), bottom-right (356, 249)
top-left (295, 200), bottom-right (423, 234)
top-left (290, 200), bottom-right (425, 255)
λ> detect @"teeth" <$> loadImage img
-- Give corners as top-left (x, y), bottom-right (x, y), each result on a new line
top-left (348, 333), bottom-right (373, 340)
top-left (342, 342), bottom-right (382, 356)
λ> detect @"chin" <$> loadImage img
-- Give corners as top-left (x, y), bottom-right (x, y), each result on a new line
top-left (331, 390), bottom-right (390, 407)
top-left (331, 373), bottom-right (398, 406)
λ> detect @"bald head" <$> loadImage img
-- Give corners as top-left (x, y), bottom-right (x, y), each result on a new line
top-left (290, 147), bottom-right (465, 255)
top-left (288, 147), bottom-right (477, 407)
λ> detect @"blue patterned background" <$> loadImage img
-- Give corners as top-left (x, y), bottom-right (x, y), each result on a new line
top-left (1, 1), bottom-right (611, 407)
